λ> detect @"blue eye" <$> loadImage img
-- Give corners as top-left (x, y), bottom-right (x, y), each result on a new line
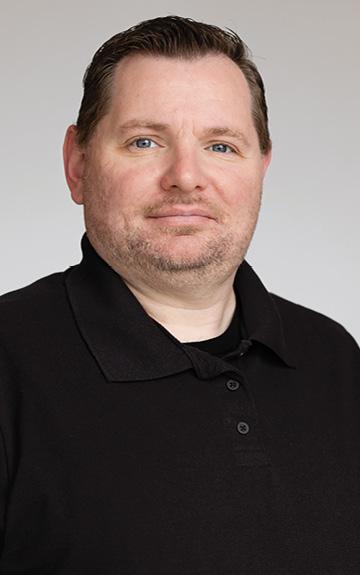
top-left (210, 143), bottom-right (234, 154)
top-left (131, 138), bottom-right (157, 149)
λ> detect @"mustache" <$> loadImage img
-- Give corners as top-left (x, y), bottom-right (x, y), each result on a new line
top-left (143, 195), bottom-right (225, 222)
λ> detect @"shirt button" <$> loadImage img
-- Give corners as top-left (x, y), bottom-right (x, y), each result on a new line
top-left (226, 379), bottom-right (240, 391)
top-left (237, 421), bottom-right (250, 435)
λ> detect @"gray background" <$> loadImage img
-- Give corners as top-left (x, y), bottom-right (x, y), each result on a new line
top-left (1, 0), bottom-right (359, 342)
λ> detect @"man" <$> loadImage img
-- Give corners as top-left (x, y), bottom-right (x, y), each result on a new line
top-left (0, 15), bottom-right (358, 574)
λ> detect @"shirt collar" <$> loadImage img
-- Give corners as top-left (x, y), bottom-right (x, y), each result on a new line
top-left (65, 235), bottom-right (295, 382)
top-left (234, 262), bottom-right (296, 367)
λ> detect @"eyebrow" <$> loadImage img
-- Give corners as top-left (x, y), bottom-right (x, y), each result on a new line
top-left (116, 120), bottom-right (250, 146)
top-left (117, 120), bottom-right (170, 133)
top-left (204, 127), bottom-right (250, 147)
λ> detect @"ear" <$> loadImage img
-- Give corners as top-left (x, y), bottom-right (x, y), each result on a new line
top-left (262, 145), bottom-right (272, 175)
top-left (63, 125), bottom-right (86, 205)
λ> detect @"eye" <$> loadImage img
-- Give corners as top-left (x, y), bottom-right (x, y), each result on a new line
top-left (208, 143), bottom-right (235, 154)
top-left (130, 138), bottom-right (158, 149)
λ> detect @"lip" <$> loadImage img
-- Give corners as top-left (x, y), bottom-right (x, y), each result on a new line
top-left (148, 206), bottom-right (216, 220)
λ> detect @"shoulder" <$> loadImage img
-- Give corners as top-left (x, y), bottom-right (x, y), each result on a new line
top-left (272, 293), bottom-right (350, 334)
top-left (271, 293), bottom-right (359, 362)
top-left (0, 270), bottom-right (71, 337)
top-left (0, 270), bottom-right (69, 307)
top-left (0, 272), bottom-right (65, 299)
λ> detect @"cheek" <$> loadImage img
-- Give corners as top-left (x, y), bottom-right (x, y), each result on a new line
top-left (86, 166), bottom-right (132, 212)
top-left (104, 161), bottom-right (159, 205)
top-left (219, 173), bottom-right (262, 208)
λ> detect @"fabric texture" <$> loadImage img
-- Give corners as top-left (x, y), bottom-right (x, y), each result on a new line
top-left (0, 235), bottom-right (359, 574)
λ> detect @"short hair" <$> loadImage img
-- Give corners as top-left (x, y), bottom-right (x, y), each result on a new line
top-left (76, 15), bottom-right (271, 154)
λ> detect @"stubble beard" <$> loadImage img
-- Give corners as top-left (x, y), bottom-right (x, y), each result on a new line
top-left (86, 209), bottom-right (259, 289)
top-left (83, 176), bottom-right (261, 287)
top-left (124, 226), bottom-right (237, 274)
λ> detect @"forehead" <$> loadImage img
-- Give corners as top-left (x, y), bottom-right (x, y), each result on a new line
top-left (106, 53), bottom-right (253, 124)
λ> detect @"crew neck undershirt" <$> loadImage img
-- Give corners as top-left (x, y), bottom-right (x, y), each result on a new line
top-left (187, 302), bottom-right (242, 358)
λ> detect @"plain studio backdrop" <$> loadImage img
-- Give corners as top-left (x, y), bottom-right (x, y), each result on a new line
top-left (0, 0), bottom-right (359, 342)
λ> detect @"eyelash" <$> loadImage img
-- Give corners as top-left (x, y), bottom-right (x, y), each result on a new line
top-left (129, 138), bottom-right (158, 149)
top-left (208, 143), bottom-right (235, 154)
top-left (127, 137), bottom-right (237, 154)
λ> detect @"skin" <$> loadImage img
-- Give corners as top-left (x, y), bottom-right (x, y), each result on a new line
top-left (63, 54), bottom-right (271, 341)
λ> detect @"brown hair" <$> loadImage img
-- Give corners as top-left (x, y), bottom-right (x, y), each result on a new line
top-left (76, 16), bottom-right (271, 154)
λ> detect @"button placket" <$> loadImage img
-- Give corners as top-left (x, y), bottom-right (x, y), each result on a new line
top-left (222, 373), bottom-right (254, 442)
top-left (218, 370), bottom-right (269, 466)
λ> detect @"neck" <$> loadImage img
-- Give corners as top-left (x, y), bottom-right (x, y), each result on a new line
top-left (124, 274), bottom-right (237, 342)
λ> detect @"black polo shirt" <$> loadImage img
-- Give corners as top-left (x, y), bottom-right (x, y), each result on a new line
top-left (0, 235), bottom-right (359, 574)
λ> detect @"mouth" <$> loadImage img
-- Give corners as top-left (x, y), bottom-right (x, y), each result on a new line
top-left (147, 206), bottom-right (217, 225)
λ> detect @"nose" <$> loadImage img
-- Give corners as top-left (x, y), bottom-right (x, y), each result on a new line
top-left (160, 146), bottom-right (208, 194)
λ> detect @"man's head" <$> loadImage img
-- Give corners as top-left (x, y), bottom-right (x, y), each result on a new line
top-left (76, 16), bottom-right (271, 155)
top-left (64, 16), bottom-right (272, 291)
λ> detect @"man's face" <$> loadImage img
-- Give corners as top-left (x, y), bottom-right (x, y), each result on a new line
top-left (66, 54), bottom-right (271, 286)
